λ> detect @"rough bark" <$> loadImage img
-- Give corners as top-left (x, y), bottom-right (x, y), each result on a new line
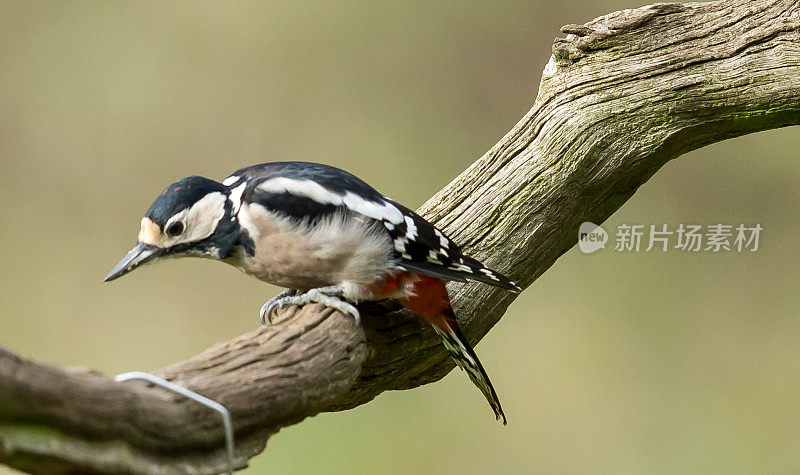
top-left (2, 0), bottom-right (799, 473)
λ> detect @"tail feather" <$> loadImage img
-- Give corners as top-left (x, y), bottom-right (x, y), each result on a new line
top-left (399, 273), bottom-right (507, 424)
top-left (433, 322), bottom-right (506, 425)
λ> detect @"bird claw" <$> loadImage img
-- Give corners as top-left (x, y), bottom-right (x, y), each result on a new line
top-left (259, 289), bottom-right (297, 325)
top-left (258, 287), bottom-right (360, 325)
top-left (258, 301), bottom-right (276, 325)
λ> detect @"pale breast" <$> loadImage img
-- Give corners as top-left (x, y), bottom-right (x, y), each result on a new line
top-left (229, 203), bottom-right (395, 290)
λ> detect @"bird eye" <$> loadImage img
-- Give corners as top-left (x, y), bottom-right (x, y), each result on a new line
top-left (166, 221), bottom-right (185, 237)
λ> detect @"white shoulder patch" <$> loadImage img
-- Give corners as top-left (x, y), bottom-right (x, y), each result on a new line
top-left (236, 201), bottom-right (272, 241)
top-left (222, 175), bottom-right (240, 186)
top-left (258, 177), bottom-right (337, 203)
top-left (257, 177), bottom-right (404, 224)
top-left (227, 182), bottom-right (246, 215)
top-left (342, 192), bottom-right (404, 224)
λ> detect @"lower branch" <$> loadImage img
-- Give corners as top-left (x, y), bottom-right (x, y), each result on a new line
top-left (0, 306), bottom-right (366, 473)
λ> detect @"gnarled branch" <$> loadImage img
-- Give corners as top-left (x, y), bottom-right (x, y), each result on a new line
top-left (2, 0), bottom-right (799, 472)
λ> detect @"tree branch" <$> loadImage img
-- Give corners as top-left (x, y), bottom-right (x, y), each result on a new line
top-left (2, 0), bottom-right (799, 472)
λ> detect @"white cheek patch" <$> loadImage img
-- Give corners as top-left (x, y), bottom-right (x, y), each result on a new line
top-left (257, 177), bottom-right (404, 224)
top-left (161, 192), bottom-right (227, 247)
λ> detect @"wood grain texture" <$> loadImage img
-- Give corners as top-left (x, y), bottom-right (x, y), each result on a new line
top-left (2, 1), bottom-right (799, 472)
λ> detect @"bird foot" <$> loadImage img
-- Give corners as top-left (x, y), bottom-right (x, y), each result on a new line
top-left (259, 287), bottom-right (360, 325)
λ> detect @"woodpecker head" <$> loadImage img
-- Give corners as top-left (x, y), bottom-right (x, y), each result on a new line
top-left (104, 176), bottom-right (240, 282)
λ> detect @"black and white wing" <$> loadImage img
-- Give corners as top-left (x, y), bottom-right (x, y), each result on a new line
top-left (223, 161), bottom-right (520, 291)
top-left (382, 199), bottom-right (520, 291)
top-left (223, 161), bottom-right (388, 222)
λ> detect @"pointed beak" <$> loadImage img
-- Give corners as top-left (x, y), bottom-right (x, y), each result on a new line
top-left (103, 242), bottom-right (164, 282)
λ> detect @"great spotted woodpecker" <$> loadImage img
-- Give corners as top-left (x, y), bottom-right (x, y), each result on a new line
top-left (105, 161), bottom-right (520, 423)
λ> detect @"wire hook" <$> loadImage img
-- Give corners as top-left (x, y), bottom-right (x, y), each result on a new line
top-left (115, 371), bottom-right (235, 474)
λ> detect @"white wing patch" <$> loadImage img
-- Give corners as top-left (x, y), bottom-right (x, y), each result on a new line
top-left (222, 175), bottom-right (240, 186)
top-left (449, 263), bottom-right (473, 273)
top-left (427, 249), bottom-right (443, 265)
top-left (394, 237), bottom-right (407, 253)
top-left (404, 215), bottom-right (418, 239)
top-left (258, 177), bottom-right (404, 224)
top-left (434, 228), bottom-right (449, 248)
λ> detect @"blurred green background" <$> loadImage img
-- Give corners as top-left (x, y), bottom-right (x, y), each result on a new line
top-left (1, 1), bottom-right (798, 473)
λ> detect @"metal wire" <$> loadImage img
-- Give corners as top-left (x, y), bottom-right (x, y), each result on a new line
top-left (115, 371), bottom-right (235, 474)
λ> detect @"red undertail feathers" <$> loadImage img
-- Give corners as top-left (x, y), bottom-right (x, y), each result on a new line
top-left (399, 274), bottom-right (506, 424)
